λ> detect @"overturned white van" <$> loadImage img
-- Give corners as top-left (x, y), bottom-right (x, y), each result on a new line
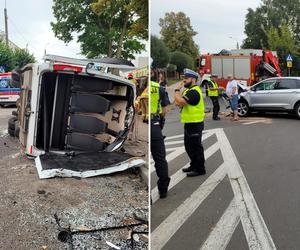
top-left (14, 55), bottom-right (145, 179)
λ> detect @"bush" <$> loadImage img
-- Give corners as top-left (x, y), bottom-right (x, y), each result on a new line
top-left (0, 41), bottom-right (35, 72)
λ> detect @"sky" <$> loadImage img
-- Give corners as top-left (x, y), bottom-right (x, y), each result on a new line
top-left (0, 0), bottom-right (149, 62)
top-left (151, 0), bottom-right (261, 54)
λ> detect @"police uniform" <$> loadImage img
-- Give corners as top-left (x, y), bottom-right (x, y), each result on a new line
top-left (150, 81), bottom-right (170, 198)
top-left (208, 76), bottom-right (220, 120)
top-left (178, 69), bottom-right (206, 176)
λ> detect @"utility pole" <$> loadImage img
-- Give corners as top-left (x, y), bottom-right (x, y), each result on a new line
top-left (4, 0), bottom-right (9, 46)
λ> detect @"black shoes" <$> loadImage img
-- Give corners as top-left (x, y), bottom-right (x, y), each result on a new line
top-left (186, 170), bottom-right (206, 177)
top-left (182, 167), bottom-right (193, 173)
top-left (213, 117), bottom-right (221, 120)
top-left (159, 192), bottom-right (167, 199)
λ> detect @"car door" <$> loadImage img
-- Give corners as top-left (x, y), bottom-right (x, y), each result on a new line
top-left (270, 79), bottom-right (298, 109)
top-left (249, 79), bottom-right (277, 108)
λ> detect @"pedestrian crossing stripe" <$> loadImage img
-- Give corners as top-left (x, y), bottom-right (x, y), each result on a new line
top-left (150, 130), bottom-right (217, 173)
top-left (151, 128), bottom-right (276, 250)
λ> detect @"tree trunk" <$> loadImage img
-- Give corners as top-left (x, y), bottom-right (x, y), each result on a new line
top-left (107, 17), bottom-right (114, 57)
top-left (116, 13), bottom-right (129, 58)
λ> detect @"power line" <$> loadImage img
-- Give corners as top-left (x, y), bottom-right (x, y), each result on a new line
top-left (7, 17), bottom-right (37, 51)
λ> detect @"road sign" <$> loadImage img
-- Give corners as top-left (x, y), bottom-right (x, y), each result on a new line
top-left (286, 54), bottom-right (293, 61)
top-left (287, 61), bottom-right (293, 68)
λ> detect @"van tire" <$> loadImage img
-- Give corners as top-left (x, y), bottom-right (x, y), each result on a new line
top-left (14, 121), bottom-right (20, 138)
top-left (8, 127), bottom-right (15, 137)
top-left (8, 117), bottom-right (17, 130)
top-left (12, 110), bottom-right (18, 117)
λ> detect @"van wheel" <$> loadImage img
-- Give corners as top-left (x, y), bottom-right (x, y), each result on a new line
top-left (8, 117), bottom-right (17, 130)
top-left (12, 110), bottom-right (18, 117)
top-left (295, 103), bottom-right (300, 119)
top-left (238, 101), bottom-right (249, 117)
top-left (14, 121), bottom-right (20, 138)
top-left (8, 127), bottom-right (15, 137)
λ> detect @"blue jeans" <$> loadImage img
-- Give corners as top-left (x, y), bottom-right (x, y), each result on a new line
top-left (230, 94), bottom-right (238, 111)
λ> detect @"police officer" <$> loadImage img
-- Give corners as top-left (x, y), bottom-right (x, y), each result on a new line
top-left (208, 74), bottom-right (220, 120)
top-left (174, 69), bottom-right (206, 177)
top-left (151, 70), bottom-right (171, 198)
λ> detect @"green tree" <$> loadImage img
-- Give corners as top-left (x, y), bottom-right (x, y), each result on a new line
top-left (0, 41), bottom-right (15, 71)
top-left (51, 0), bottom-right (148, 59)
top-left (159, 12), bottom-right (199, 59)
top-left (14, 49), bottom-right (35, 69)
top-left (267, 23), bottom-right (299, 74)
top-left (242, 0), bottom-right (300, 49)
top-left (169, 51), bottom-right (194, 74)
top-left (151, 35), bottom-right (169, 68)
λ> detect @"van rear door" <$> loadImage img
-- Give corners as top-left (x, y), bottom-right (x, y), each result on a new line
top-left (35, 151), bottom-right (144, 179)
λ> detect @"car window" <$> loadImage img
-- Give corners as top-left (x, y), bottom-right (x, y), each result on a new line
top-left (255, 82), bottom-right (265, 91)
top-left (264, 80), bottom-right (276, 90)
top-left (274, 79), bottom-right (297, 90)
top-left (255, 80), bottom-right (276, 91)
top-left (296, 80), bottom-right (300, 89)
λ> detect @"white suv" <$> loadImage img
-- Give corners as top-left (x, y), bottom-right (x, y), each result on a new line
top-left (238, 77), bottom-right (300, 119)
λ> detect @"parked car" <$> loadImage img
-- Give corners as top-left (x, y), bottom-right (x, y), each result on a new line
top-left (8, 55), bottom-right (144, 179)
top-left (238, 77), bottom-right (300, 118)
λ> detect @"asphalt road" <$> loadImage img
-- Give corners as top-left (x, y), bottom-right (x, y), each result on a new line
top-left (151, 96), bottom-right (300, 250)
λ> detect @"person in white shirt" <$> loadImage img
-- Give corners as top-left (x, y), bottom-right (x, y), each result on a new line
top-left (226, 74), bottom-right (239, 121)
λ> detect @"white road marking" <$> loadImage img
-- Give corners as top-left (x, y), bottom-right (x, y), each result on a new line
top-left (166, 146), bottom-right (182, 153)
top-left (151, 141), bottom-right (220, 202)
top-left (151, 128), bottom-right (276, 250)
top-left (164, 134), bottom-right (184, 141)
top-left (164, 129), bottom-right (220, 141)
top-left (151, 164), bottom-right (227, 250)
top-left (165, 140), bottom-right (184, 146)
top-left (216, 129), bottom-right (276, 250)
top-left (200, 199), bottom-right (240, 250)
top-left (242, 121), bottom-right (264, 125)
top-left (150, 132), bottom-right (213, 173)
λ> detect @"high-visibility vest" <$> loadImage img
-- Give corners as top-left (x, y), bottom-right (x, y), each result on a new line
top-left (181, 85), bottom-right (205, 123)
top-left (141, 87), bottom-right (148, 97)
top-left (208, 80), bottom-right (219, 97)
top-left (150, 81), bottom-right (160, 114)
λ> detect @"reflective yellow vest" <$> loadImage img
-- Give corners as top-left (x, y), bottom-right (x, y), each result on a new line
top-left (181, 85), bottom-right (205, 123)
top-left (150, 81), bottom-right (160, 114)
top-left (141, 87), bottom-right (148, 97)
top-left (208, 80), bottom-right (219, 97)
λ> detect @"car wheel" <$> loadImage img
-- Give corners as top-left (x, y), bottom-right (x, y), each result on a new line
top-left (8, 117), bottom-right (17, 130)
top-left (238, 101), bottom-right (249, 117)
top-left (295, 103), bottom-right (300, 119)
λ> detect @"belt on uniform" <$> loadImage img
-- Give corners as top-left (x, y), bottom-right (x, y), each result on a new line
top-left (151, 114), bottom-right (160, 120)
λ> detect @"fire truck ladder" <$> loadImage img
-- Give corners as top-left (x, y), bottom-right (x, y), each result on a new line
top-left (262, 62), bottom-right (277, 75)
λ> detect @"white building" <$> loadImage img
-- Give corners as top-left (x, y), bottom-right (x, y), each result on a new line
top-left (0, 31), bottom-right (20, 49)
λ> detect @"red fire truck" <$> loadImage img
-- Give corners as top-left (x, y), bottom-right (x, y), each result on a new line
top-left (197, 49), bottom-right (282, 88)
